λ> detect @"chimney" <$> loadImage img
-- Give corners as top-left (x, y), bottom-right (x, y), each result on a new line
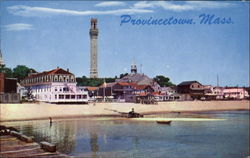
top-left (67, 68), bottom-right (69, 72)
top-left (57, 66), bottom-right (59, 69)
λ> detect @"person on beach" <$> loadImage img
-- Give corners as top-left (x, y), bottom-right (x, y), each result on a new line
top-left (128, 108), bottom-right (135, 116)
top-left (128, 108), bottom-right (143, 118)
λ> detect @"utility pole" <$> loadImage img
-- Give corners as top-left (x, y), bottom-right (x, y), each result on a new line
top-left (217, 74), bottom-right (219, 87)
top-left (103, 78), bottom-right (106, 102)
top-left (140, 64), bottom-right (143, 74)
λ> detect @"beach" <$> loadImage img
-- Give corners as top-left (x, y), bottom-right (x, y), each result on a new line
top-left (0, 100), bottom-right (249, 122)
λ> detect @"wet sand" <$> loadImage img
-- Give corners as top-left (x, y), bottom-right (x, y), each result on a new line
top-left (0, 100), bottom-right (249, 122)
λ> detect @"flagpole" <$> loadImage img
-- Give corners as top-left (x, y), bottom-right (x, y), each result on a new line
top-left (103, 78), bottom-right (106, 102)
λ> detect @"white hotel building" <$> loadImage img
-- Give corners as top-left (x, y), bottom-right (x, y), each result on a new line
top-left (21, 68), bottom-right (89, 103)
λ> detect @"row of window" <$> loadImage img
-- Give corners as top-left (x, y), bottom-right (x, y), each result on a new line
top-left (224, 92), bottom-right (243, 95)
top-left (55, 87), bottom-right (69, 92)
top-left (33, 87), bottom-right (51, 93)
top-left (191, 85), bottom-right (202, 88)
top-left (22, 75), bottom-right (75, 85)
top-left (55, 95), bottom-right (87, 99)
top-left (156, 96), bottom-right (180, 100)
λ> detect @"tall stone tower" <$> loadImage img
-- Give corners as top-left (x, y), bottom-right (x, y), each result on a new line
top-left (89, 18), bottom-right (98, 78)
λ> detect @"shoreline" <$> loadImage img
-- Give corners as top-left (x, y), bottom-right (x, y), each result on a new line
top-left (1, 100), bottom-right (249, 122)
top-left (1, 109), bottom-right (249, 123)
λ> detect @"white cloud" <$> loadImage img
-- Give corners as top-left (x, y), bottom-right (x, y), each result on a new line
top-left (95, 1), bottom-right (126, 7)
top-left (133, 1), bottom-right (234, 11)
top-left (4, 23), bottom-right (34, 31)
top-left (7, 5), bottom-right (153, 17)
top-left (7, 2), bottom-right (234, 18)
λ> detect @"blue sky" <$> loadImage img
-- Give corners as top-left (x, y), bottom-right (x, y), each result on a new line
top-left (1, 1), bottom-right (249, 86)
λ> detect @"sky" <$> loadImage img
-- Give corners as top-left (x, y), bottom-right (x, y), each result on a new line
top-left (1, 1), bottom-right (249, 87)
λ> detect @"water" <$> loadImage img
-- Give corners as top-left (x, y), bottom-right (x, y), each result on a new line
top-left (2, 111), bottom-right (249, 158)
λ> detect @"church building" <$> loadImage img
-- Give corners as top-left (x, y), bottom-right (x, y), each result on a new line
top-left (116, 60), bottom-right (160, 91)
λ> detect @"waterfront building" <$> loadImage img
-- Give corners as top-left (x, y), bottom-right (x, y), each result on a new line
top-left (85, 86), bottom-right (98, 101)
top-left (97, 82), bottom-right (155, 103)
top-left (89, 18), bottom-right (98, 78)
top-left (97, 82), bottom-right (116, 101)
top-left (203, 85), bottom-right (224, 100)
top-left (177, 81), bottom-right (205, 100)
top-left (223, 87), bottom-right (249, 100)
top-left (156, 86), bottom-right (181, 101)
top-left (0, 73), bottom-right (20, 103)
top-left (21, 68), bottom-right (89, 103)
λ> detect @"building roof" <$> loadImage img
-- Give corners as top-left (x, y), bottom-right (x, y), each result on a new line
top-left (152, 91), bottom-right (164, 96)
top-left (160, 86), bottom-right (177, 91)
top-left (134, 84), bottom-right (152, 90)
top-left (116, 82), bottom-right (136, 86)
top-left (86, 86), bottom-right (98, 91)
top-left (116, 73), bottom-right (158, 85)
top-left (138, 92), bottom-right (153, 96)
top-left (24, 68), bottom-right (73, 80)
top-left (178, 81), bottom-right (200, 86)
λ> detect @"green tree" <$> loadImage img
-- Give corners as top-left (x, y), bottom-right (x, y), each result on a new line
top-left (13, 65), bottom-right (36, 82)
top-left (76, 76), bottom-right (116, 87)
top-left (154, 75), bottom-right (175, 87)
top-left (0, 66), bottom-right (13, 78)
top-left (105, 77), bottom-right (116, 83)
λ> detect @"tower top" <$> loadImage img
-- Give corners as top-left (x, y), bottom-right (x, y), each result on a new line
top-left (90, 18), bottom-right (98, 37)
top-left (131, 58), bottom-right (137, 74)
top-left (91, 18), bottom-right (97, 29)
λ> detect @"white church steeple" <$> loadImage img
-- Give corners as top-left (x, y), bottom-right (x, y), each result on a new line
top-left (131, 58), bottom-right (137, 74)
top-left (0, 50), bottom-right (5, 67)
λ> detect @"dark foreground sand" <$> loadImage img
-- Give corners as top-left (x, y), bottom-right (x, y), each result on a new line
top-left (0, 100), bottom-right (249, 122)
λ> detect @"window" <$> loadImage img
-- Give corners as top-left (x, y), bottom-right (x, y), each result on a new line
top-left (55, 95), bottom-right (57, 99)
top-left (63, 87), bottom-right (69, 92)
top-left (65, 95), bottom-right (70, 99)
top-left (174, 96), bottom-right (180, 99)
top-left (71, 95), bottom-right (75, 99)
top-left (82, 95), bottom-right (87, 99)
top-left (71, 76), bottom-right (75, 82)
top-left (77, 95), bottom-right (82, 99)
top-left (59, 95), bottom-right (64, 99)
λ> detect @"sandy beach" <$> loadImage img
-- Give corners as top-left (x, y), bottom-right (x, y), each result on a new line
top-left (0, 100), bottom-right (249, 122)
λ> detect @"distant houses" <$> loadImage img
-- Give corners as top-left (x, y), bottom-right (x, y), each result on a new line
top-left (1, 64), bottom-right (248, 104)
top-left (96, 82), bottom-right (156, 103)
top-left (85, 64), bottom-right (249, 103)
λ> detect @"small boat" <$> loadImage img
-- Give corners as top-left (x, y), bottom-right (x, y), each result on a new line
top-left (156, 120), bottom-right (172, 125)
